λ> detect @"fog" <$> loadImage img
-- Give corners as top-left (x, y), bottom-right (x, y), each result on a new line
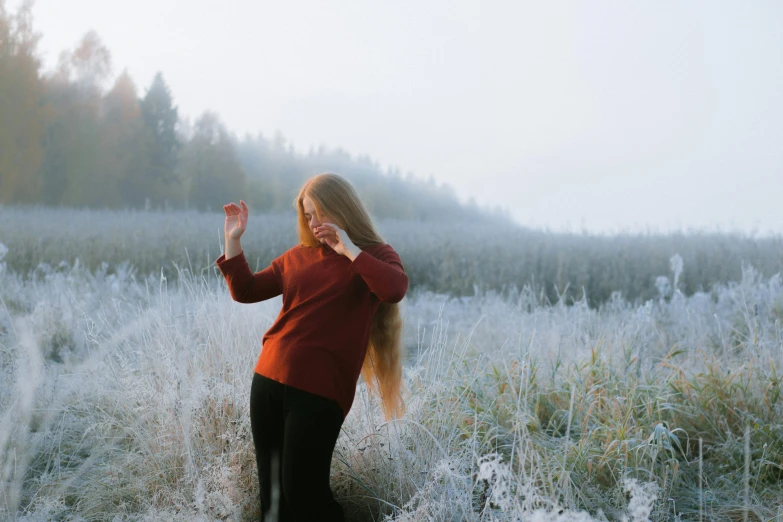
top-left (13, 0), bottom-right (783, 235)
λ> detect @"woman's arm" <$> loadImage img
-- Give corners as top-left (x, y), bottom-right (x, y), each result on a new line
top-left (216, 251), bottom-right (283, 303)
top-left (314, 224), bottom-right (408, 303)
top-left (347, 245), bottom-right (408, 303)
top-left (217, 199), bottom-right (283, 303)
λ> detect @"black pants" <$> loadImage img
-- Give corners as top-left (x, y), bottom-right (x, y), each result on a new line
top-left (249, 372), bottom-right (346, 522)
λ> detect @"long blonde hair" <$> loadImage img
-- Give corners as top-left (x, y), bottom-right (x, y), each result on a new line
top-left (294, 173), bottom-right (407, 420)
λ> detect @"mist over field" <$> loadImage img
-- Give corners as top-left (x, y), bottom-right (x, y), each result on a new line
top-left (3, 205), bottom-right (783, 307)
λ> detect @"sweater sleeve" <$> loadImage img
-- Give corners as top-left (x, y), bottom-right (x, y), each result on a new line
top-left (216, 250), bottom-right (283, 303)
top-left (347, 244), bottom-right (408, 303)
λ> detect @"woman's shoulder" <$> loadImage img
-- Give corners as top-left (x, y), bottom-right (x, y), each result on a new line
top-left (361, 242), bottom-right (401, 258)
top-left (362, 242), bottom-right (390, 252)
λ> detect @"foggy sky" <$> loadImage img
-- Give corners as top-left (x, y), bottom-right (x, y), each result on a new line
top-left (11, 0), bottom-right (783, 235)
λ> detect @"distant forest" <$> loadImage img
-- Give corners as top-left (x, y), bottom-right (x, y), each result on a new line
top-left (0, 2), bottom-right (511, 224)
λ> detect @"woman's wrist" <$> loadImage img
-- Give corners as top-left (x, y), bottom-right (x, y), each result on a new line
top-left (344, 244), bottom-right (362, 261)
top-left (225, 237), bottom-right (243, 260)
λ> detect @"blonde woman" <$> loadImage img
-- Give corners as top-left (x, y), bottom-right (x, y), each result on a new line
top-left (216, 173), bottom-right (408, 522)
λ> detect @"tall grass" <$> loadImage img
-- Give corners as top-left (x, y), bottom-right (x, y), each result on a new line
top-left (2, 238), bottom-right (783, 520)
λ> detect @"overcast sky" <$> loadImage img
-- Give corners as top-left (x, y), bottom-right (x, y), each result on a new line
top-left (10, 0), bottom-right (783, 235)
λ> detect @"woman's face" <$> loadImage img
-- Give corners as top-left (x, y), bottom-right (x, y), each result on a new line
top-left (302, 195), bottom-right (332, 243)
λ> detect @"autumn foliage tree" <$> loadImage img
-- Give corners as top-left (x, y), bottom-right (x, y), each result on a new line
top-left (54, 31), bottom-right (121, 207)
top-left (0, 0), bottom-right (46, 204)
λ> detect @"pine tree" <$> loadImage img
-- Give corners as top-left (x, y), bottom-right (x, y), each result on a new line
top-left (140, 72), bottom-right (180, 193)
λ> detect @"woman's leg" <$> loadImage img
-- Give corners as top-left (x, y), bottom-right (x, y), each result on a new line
top-left (249, 372), bottom-right (292, 522)
top-left (281, 385), bottom-right (345, 522)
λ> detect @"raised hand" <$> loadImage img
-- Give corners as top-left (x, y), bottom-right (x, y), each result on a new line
top-left (223, 200), bottom-right (249, 240)
top-left (315, 222), bottom-right (360, 258)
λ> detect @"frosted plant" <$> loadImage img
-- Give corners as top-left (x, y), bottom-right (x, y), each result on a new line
top-left (654, 276), bottom-right (671, 301)
top-left (526, 508), bottom-right (600, 521)
top-left (14, 497), bottom-right (69, 522)
top-left (669, 253), bottom-right (683, 291)
top-left (383, 457), bottom-right (460, 522)
top-left (477, 452), bottom-right (517, 512)
top-left (621, 478), bottom-right (658, 522)
top-left (0, 241), bottom-right (7, 274)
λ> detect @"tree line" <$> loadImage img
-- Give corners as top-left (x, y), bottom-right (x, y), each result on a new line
top-left (0, 2), bottom-right (511, 224)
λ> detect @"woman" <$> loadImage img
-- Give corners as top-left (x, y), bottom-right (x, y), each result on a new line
top-left (216, 173), bottom-right (409, 522)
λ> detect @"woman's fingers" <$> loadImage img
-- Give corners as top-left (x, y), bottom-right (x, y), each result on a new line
top-left (223, 202), bottom-right (244, 215)
top-left (325, 223), bottom-right (341, 237)
top-left (317, 224), bottom-right (340, 241)
top-left (223, 201), bottom-right (248, 217)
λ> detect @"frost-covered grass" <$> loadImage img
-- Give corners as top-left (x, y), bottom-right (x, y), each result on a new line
top-left (3, 205), bottom-right (783, 306)
top-left (2, 242), bottom-right (783, 521)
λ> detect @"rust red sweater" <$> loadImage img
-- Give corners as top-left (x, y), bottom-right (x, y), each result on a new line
top-left (216, 242), bottom-right (408, 420)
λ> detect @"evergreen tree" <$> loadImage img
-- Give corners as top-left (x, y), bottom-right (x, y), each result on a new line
top-left (140, 72), bottom-right (180, 194)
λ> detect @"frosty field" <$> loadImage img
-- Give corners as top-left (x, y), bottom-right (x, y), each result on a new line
top-left (3, 205), bottom-right (783, 306)
top-left (2, 208), bottom-right (783, 521)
